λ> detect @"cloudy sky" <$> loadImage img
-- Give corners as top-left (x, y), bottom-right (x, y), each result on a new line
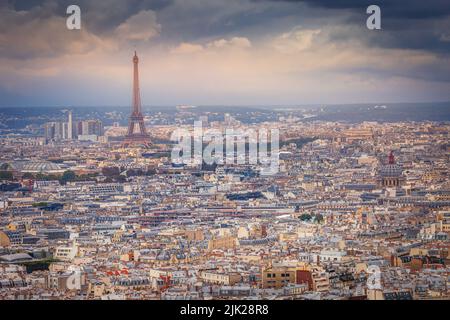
top-left (0, 0), bottom-right (449, 107)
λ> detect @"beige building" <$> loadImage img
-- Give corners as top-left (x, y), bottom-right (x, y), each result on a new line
top-left (261, 267), bottom-right (296, 289)
top-left (54, 244), bottom-right (78, 262)
top-left (87, 282), bottom-right (111, 299)
top-left (184, 229), bottom-right (204, 241)
top-left (199, 270), bottom-right (242, 286)
top-left (0, 231), bottom-right (11, 247)
top-left (208, 236), bottom-right (237, 251)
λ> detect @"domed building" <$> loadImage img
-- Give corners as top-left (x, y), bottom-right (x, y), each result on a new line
top-left (377, 151), bottom-right (405, 188)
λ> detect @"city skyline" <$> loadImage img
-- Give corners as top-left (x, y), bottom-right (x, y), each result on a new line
top-left (0, 0), bottom-right (449, 306)
top-left (1, 0), bottom-right (450, 107)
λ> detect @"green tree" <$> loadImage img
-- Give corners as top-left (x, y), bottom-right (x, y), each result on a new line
top-left (35, 173), bottom-right (58, 181)
top-left (299, 213), bottom-right (312, 221)
top-left (0, 171), bottom-right (13, 180)
top-left (22, 172), bottom-right (35, 179)
top-left (32, 202), bottom-right (48, 207)
top-left (60, 170), bottom-right (76, 184)
top-left (102, 167), bottom-right (120, 177)
top-left (116, 175), bottom-right (126, 183)
top-left (315, 214), bottom-right (324, 223)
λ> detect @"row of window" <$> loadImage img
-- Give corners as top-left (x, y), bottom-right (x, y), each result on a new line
top-left (266, 273), bottom-right (291, 278)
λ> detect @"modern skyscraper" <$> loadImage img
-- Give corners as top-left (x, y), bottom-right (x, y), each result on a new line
top-left (124, 51), bottom-right (151, 147)
top-left (77, 120), bottom-right (104, 142)
top-left (80, 120), bottom-right (103, 136)
top-left (67, 111), bottom-right (73, 140)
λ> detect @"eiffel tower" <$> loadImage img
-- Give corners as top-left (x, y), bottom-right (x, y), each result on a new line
top-left (123, 51), bottom-right (151, 147)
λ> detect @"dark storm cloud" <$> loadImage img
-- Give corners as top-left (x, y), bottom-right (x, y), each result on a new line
top-left (260, 0), bottom-right (450, 54)
top-left (5, 0), bottom-right (299, 45)
top-left (8, 0), bottom-right (45, 10)
top-left (5, 0), bottom-right (317, 39)
top-left (3, 0), bottom-right (450, 55)
top-left (265, 0), bottom-right (450, 19)
top-left (155, 0), bottom-right (307, 43)
top-left (0, 0), bottom-right (174, 59)
top-left (1, 0), bottom-right (449, 106)
top-left (7, 0), bottom-right (174, 33)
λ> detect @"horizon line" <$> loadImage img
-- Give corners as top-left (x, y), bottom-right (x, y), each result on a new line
top-left (1, 101), bottom-right (450, 109)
